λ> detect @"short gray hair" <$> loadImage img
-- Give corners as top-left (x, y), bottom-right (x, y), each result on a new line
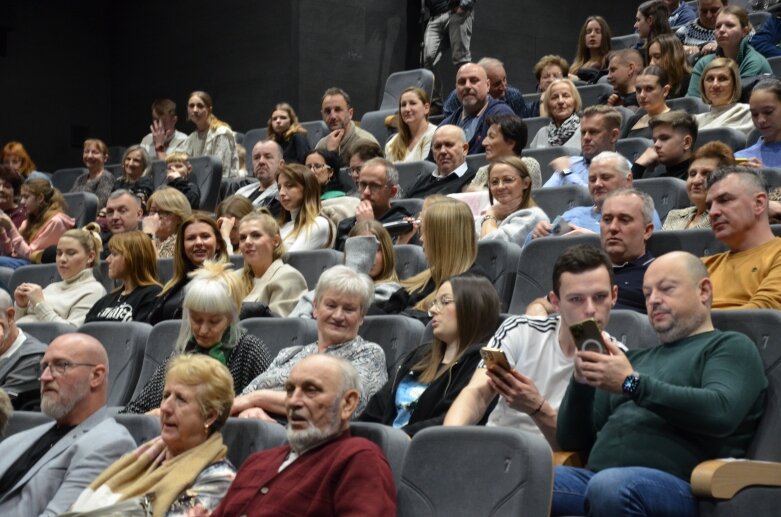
top-left (478, 57), bottom-right (504, 70)
top-left (314, 265), bottom-right (374, 316)
top-left (706, 166), bottom-right (768, 194)
top-left (603, 188), bottom-right (655, 225)
top-left (108, 189), bottom-right (142, 207)
top-left (331, 356), bottom-right (362, 398)
top-left (363, 157), bottom-right (399, 187)
top-left (254, 139), bottom-right (284, 160)
top-left (591, 151), bottom-right (631, 179)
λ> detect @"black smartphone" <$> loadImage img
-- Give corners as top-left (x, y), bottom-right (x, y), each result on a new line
top-left (383, 220), bottom-right (416, 236)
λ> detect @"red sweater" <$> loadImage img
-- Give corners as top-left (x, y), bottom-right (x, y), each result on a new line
top-left (211, 430), bottom-right (397, 517)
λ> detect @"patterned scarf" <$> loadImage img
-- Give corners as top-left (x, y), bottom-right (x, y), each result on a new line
top-left (546, 113), bottom-right (580, 147)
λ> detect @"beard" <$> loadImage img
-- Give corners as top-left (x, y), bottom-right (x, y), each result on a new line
top-left (41, 376), bottom-right (90, 421)
top-left (286, 401), bottom-right (343, 453)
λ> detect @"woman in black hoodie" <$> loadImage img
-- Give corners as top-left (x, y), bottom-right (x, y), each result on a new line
top-left (360, 274), bottom-right (501, 435)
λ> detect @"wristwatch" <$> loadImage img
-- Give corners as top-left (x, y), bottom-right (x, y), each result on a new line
top-left (622, 371), bottom-right (640, 398)
top-left (559, 168), bottom-right (572, 176)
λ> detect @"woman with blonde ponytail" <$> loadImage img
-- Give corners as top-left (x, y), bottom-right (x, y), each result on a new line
top-left (14, 224), bottom-right (106, 327)
top-left (182, 90), bottom-right (240, 177)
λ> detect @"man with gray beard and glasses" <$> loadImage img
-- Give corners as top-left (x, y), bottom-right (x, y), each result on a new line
top-left (212, 355), bottom-right (396, 517)
top-left (0, 334), bottom-right (134, 517)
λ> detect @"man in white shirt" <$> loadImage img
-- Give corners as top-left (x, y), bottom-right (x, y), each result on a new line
top-left (235, 140), bottom-right (283, 215)
top-left (140, 98), bottom-right (188, 160)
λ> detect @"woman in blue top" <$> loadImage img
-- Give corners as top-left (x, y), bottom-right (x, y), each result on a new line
top-left (687, 6), bottom-right (771, 98)
top-left (359, 274), bottom-right (501, 436)
top-left (736, 78), bottom-right (781, 168)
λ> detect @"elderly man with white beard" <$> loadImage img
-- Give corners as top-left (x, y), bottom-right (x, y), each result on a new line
top-left (0, 334), bottom-right (135, 517)
top-left (212, 354), bottom-right (397, 517)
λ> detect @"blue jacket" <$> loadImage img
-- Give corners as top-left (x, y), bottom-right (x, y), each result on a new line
top-left (751, 15), bottom-right (781, 58)
top-left (439, 97), bottom-right (515, 155)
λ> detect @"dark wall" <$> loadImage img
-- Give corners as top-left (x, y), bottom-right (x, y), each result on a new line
top-left (3, 0), bottom-right (636, 172)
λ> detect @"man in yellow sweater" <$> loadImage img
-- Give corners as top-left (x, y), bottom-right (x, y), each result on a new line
top-left (703, 166), bottom-right (781, 309)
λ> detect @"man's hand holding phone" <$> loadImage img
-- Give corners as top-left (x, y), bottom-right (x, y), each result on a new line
top-left (482, 347), bottom-right (547, 416)
top-left (570, 319), bottom-right (633, 393)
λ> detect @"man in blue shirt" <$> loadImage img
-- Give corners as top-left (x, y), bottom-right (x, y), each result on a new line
top-left (443, 57), bottom-right (528, 118)
top-left (666, 0), bottom-right (697, 28)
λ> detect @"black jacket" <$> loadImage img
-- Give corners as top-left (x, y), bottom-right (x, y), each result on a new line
top-left (359, 343), bottom-right (493, 436)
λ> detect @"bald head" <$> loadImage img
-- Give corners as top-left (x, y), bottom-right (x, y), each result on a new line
top-left (456, 63), bottom-right (490, 116)
top-left (432, 125), bottom-right (469, 175)
top-left (40, 334), bottom-right (109, 425)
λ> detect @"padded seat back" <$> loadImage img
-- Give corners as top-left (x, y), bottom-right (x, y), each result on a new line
top-left (611, 33), bottom-right (640, 50)
top-left (300, 120), bottom-right (330, 149)
top-left (380, 68), bottom-right (435, 110)
top-left (394, 244), bottom-right (428, 280)
top-left (79, 321), bottom-right (151, 406)
top-left (63, 191), bottom-right (99, 228)
top-left (465, 153), bottom-right (488, 171)
top-left (396, 161), bottom-right (437, 196)
top-left (189, 155), bottom-right (223, 211)
top-left (115, 413), bottom-right (161, 445)
top-left (132, 320), bottom-right (181, 400)
top-left (523, 117), bottom-right (552, 148)
top-left (18, 321), bottom-right (76, 344)
top-left (241, 128), bottom-right (267, 164)
top-left (9, 264), bottom-right (60, 293)
top-left (51, 167), bottom-right (87, 193)
top-left (616, 137), bottom-right (653, 163)
top-left (359, 315), bottom-right (425, 373)
top-left (633, 177), bottom-right (690, 222)
top-left (359, 109), bottom-right (397, 145)
top-left (397, 427), bottom-right (553, 517)
top-left (350, 422), bottom-right (410, 486)
top-left (605, 309), bottom-right (659, 350)
top-left (524, 146), bottom-right (581, 185)
top-left (283, 249), bottom-right (344, 288)
top-left (694, 127), bottom-right (747, 152)
top-left (647, 229), bottom-right (727, 258)
top-left (577, 83), bottom-right (614, 108)
top-left (221, 417), bottom-right (288, 467)
top-left (476, 240), bottom-right (523, 311)
top-left (667, 96), bottom-right (709, 115)
top-left (532, 185), bottom-right (592, 219)
top-left (239, 317), bottom-right (318, 360)
top-left (390, 198), bottom-right (424, 216)
top-left (2, 411), bottom-right (53, 441)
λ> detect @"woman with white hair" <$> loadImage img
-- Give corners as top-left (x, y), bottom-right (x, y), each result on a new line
top-left (231, 265), bottom-right (388, 420)
top-left (122, 261), bottom-right (272, 414)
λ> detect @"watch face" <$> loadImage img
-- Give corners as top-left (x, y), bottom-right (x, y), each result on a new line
top-left (623, 373), bottom-right (640, 395)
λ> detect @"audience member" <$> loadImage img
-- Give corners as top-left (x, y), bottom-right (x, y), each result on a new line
top-left (335, 158), bottom-right (407, 251)
top-left (0, 334), bottom-right (136, 516)
top-left (232, 265), bottom-right (387, 419)
top-left (703, 166), bottom-right (781, 309)
top-left (663, 141), bottom-right (734, 229)
top-left (676, 0), bottom-right (724, 59)
top-left (621, 66), bottom-right (672, 139)
top-left (140, 98), bottom-right (188, 160)
top-left (71, 355), bottom-right (236, 516)
top-left (0, 289), bottom-right (46, 409)
top-left (0, 164), bottom-right (26, 229)
top-left (267, 102), bottom-right (311, 164)
top-left (305, 149), bottom-right (345, 200)
top-left (688, 6), bottom-right (771, 98)
top-left (125, 261), bottom-right (271, 414)
top-left (0, 389), bottom-right (10, 436)
top-left (347, 142), bottom-right (384, 195)
top-left (406, 125), bottom-right (476, 198)
top-left (666, 0), bottom-right (696, 28)
top-left (528, 55), bottom-right (569, 117)
top-left (112, 145), bottom-right (154, 205)
top-left (148, 214), bottom-right (229, 324)
top-left (632, 110), bottom-right (696, 180)
top-left (599, 49), bottom-right (643, 110)
top-left (276, 164), bottom-right (332, 250)
top-left (478, 156), bottom-right (548, 244)
top-left (387, 87), bottom-right (438, 162)
top-left (72, 138), bottom-right (115, 209)
top-left (445, 245), bottom-right (620, 449)
top-left (469, 113), bottom-right (542, 190)
top-left (695, 57), bottom-right (753, 136)
top-left (315, 87), bottom-right (379, 164)
top-left (235, 140), bottom-right (283, 214)
top-left (0, 179), bottom-right (74, 268)
top-left (237, 212), bottom-right (307, 317)
top-left (213, 355), bottom-right (396, 517)
top-left (14, 226), bottom-right (106, 328)
top-left (736, 78), bottom-right (781, 167)
top-left (551, 251), bottom-right (766, 517)
top-left (634, 0), bottom-right (672, 54)
top-left (647, 33), bottom-right (692, 98)
top-left (529, 79), bottom-right (582, 150)
top-left (361, 274), bottom-right (501, 435)
top-left (1, 141), bottom-right (48, 182)
top-left (569, 16), bottom-right (612, 83)
top-left (85, 230), bottom-right (162, 323)
top-left (544, 105), bottom-right (624, 188)
top-left (751, 8), bottom-right (781, 58)
top-left (163, 152), bottom-right (201, 209)
top-left (101, 189), bottom-right (143, 257)
top-left (182, 90), bottom-right (239, 178)
top-left (143, 187), bottom-right (192, 259)
top-left (215, 195), bottom-right (254, 255)
top-left (422, 0), bottom-right (476, 112)
top-left (440, 62), bottom-right (515, 155)
top-left (443, 57), bottom-right (529, 118)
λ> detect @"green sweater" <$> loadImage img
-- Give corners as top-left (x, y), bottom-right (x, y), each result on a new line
top-left (557, 330), bottom-right (767, 480)
top-left (688, 36), bottom-right (772, 98)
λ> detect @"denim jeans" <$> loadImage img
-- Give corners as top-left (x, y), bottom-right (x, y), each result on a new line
top-left (551, 465), bottom-right (698, 517)
top-left (0, 256), bottom-right (31, 270)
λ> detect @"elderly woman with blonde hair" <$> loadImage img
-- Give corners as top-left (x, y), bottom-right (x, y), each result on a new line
top-left (68, 355), bottom-right (237, 516)
top-left (143, 187), bottom-right (193, 258)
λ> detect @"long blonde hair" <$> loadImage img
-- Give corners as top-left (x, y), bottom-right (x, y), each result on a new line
top-left (276, 164), bottom-right (323, 242)
top-left (402, 197), bottom-right (477, 311)
top-left (238, 212), bottom-right (287, 295)
top-left (386, 87), bottom-right (430, 162)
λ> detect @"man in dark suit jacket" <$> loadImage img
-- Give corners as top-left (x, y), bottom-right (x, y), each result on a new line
top-left (0, 289), bottom-right (46, 409)
top-left (407, 125), bottom-right (476, 199)
top-left (0, 333), bottom-right (135, 516)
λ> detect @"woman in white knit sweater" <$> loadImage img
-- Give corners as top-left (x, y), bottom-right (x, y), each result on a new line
top-left (694, 57), bottom-right (753, 137)
top-left (14, 224), bottom-right (107, 328)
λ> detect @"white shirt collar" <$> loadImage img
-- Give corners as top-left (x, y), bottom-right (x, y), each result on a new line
top-left (434, 161), bottom-right (469, 179)
top-left (0, 329), bottom-right (26, 360)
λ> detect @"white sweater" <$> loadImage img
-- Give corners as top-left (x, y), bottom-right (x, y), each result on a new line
top-left (15, 269), bottom-right (107, 328)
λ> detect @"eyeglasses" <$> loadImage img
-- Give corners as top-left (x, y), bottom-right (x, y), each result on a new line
top-left (40, 360), bottom-right (97, 377)
top-left (307, 163), bottom-right (330, 171)
top-left (427, 296), bottom-right (454, 316)
top-left (358, 181), bottom-right (388, 193)
top-left (149, 208), bottom-right (175, 218)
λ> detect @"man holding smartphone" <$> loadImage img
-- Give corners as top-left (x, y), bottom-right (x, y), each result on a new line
top-left (551, 252), bottom-right (767, 516)
top-left (444, 245), bottom-right (620, 449)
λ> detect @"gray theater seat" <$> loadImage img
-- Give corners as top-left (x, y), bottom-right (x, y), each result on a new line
top-left (634, 177), bottom-right (690, 222)
top-left (532, 184), bottom-right (592, 220)
top-left (131, 320), bottom-right (181, 400)
top-left (647, 228), bottom-right (727, 258)
top-left (605, 309), bottom-right (659, 350)
top-left (476, 239), bottom-right (523, 312)
top-left (380, 68), bottom-right (435, 110)
top-left (359, 315), bottom-right (425, 374)
top-left (239, 317), bottom-right (318, 360)
top-left (394, 244), bottom-right (428, 280)
top-left (221, 417), bottom-right (288, 467)
top-left (51, 167), bottom-right (87, 193)
top-left (283, 249), bottom-right (344, 289)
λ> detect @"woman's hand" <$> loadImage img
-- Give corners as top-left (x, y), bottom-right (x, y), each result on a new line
top-left (485, 201), bottom-right (517, 221)
top-left (13, 284), bottom-right (29, 308)
top-left (700, 41), bottom-right (717, 55)
top-left (142, 213), bottom-right (161, 237)
top-left (0, 212), bottom-right (14, 232)
top-left (216, 216), bottom-right (235, 241)
top-left (238, 407), bottom-right (277, 422)
top-left (25, 284), bottom-right (44, 306)
top-left (530, 220), bottom-right (552, 239)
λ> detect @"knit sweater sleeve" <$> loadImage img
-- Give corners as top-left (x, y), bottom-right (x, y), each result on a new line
top-left (228, 333), bottom-right (273, 393)
top-left (32, 281), bottom-right (108, 327)
top-left (121, 355), bottom-right (171, 413)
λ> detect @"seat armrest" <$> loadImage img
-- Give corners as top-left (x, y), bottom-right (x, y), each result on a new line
top-left (691, 459), bottom-right (781, 499)
top-left (553, 451), bottom-right (583, 467)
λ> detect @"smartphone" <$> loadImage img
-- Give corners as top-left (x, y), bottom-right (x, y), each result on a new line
top-left (550, 215), bottom-right (571, 236)
top-left (480, 347), bottom-right (512, 370)
top-left (735, 158), bottom-right (749, 164)
top-left (569, 318), bottom-right (607, 354)
top-left (383, 220), bottom-right (415, 236)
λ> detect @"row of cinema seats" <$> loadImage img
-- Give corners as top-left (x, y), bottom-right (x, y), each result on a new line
top-left (5, 308), bottom-right (780, 515)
